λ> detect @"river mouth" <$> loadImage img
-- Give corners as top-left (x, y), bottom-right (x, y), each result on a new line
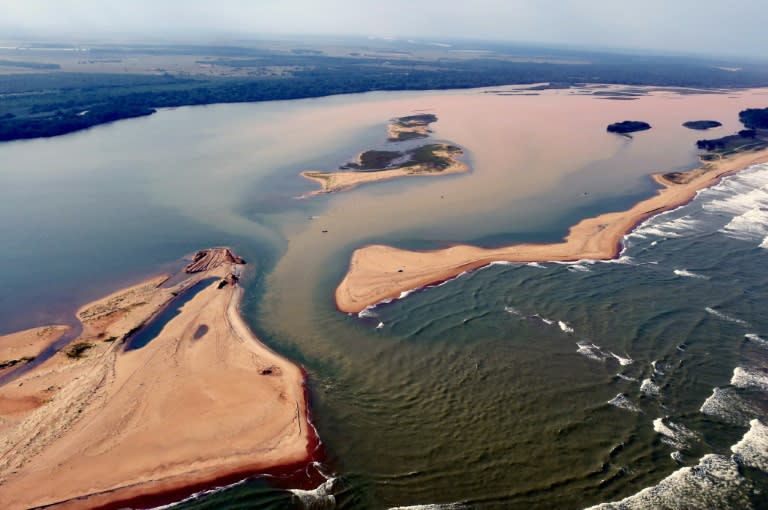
top-left (2, 86), bottom-right (768, 509)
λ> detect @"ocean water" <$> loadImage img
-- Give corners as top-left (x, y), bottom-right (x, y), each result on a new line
top-left (1, 86), bottom-right (767, 509)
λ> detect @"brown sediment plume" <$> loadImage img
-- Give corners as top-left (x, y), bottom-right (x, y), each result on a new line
top-left (335, 149), bottom-right (768, 313)
top-left (0, 248), bottom-right (313, 510)
top-left (300, 145), bottom-right (468, 196)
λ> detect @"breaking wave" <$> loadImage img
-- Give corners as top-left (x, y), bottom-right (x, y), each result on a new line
top-left (653, 418), bottom-right (696, 450)
top-left (289, 477), bottom-right (338, 509)
top-left (745, 333), bottom-right (768, 348)
top-left (730, 419), bottom-right (768, 472)
top-left (583, 454), bottom-right (754, 510)
top-left (640, 378), bottom-right (660, 397)
top-left (699, 387), bottom-right (760, 426)
top-left (705, 307), bottom-right (749, 327)
top-left (673, 269), bottom-right (709, 279)
top-left (608, 393), bottom-right (641, 413)
top-left (730, 366), bottom-right (768, 391)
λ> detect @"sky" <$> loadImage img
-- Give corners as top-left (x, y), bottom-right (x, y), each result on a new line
top-left (1, 0), bottom-right (766, 58)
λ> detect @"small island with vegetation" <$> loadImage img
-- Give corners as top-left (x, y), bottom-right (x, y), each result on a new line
top-left (606, 120), bottom-right (652, 135)
top-left (662, 107), bottom-right (768, 181)
top-left (302, 143), bottom-right (466, 195)
top-left (683, 120), bottom-right (722, 130)
top-left (300, 114), bottom-right (468, 195)
top-left (387, 113), bottom-right (438, 141)
top-left (693, 107), bottom-right (768, 159)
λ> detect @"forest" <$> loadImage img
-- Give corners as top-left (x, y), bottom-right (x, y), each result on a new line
top-left (3, 43), bottom-right (768, 142)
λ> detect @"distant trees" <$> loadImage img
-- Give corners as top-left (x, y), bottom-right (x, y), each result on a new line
top-left (739, 108), bottom-right (768, 129)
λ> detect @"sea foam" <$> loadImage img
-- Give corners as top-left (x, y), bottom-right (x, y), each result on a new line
top-left (730, 366), bottom-right (768, 391)
top-left (673, 269), bottom-right (709, 279)
top-left (705, 307), bottom-right (749, 327)
top-left (640, 378), bottom-right (660, 397)
top-left (608, 393), bottom-right (641, 413)
top-left (583, 454), bottom-right (753, 510)
top-left (731, 419), bottom-right (768, 472)
top-left (653, 418), bottom-right (695, 450)
top-left (289, 477), bottom-right (338, 509)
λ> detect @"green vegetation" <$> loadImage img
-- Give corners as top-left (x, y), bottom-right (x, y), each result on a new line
top-left (405, 144), bottom-right (460, 171)
top-left (65, 342), bottom-right (94, 359)
top-left (339, 144), bottom-right (461, 173)
top-left (341, 150), bottom-right (402, 170)
top-left (395, 113), bottom-right (438, 126)
top-left (683, 120), bottom-right (722, 130)
top-left (739, 107), bottom-right (768, 129)
top-left (695, 130), bottom-right (767, 153)
top-left (695, 108), bottom-right (768, 154)
top-left (3, 41), bottom-right (768, 143)
top-left (0, 356), bottom-right (35, 369)
top-left (607, 121), bottom-right (652, 134)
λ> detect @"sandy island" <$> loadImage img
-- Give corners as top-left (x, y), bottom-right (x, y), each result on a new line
top-left (0, 248), bottom-right (315, 510)
top-left (301, 144), bottom-right (468, 196)
top-left (300, 113), bottom-right (468, 196)
top-left (335, 148), bottom-right (768, 313)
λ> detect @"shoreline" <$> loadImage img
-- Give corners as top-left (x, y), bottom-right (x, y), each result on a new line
top-left (334, 149), bottom-right (768, 313)
top-left (0, 249), bottom-right (319, 510)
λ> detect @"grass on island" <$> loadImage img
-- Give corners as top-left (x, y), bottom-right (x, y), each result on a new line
top-left (0, 356), bottom-right (36, 370)
top-left (683, 120), bottom-right (722, 130)
top-left (403, 144), bottom-right (461, 171)
top-left (607, 120), bottom-right (652, 134)
top-left (339, 144), bottom-right (461, 174)
top-left (341, 150), bottom-right (403, 170)
top-left (696, 129), bottom-right (768, 155)
top-left (65, 342), bottom-right (95, 359)
top-left (394, 113), bottom-right (438, 127)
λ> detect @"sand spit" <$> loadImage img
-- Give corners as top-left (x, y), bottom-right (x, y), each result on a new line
top-left (0, 248), bottom-right (313, 510)
top-left (335, 149), bottom-right (768, 313)
top-left (301, 145), bottom-right (468, 196)
top-left (0, 325), bottom-right (69, 378)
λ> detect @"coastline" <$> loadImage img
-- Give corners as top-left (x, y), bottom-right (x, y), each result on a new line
top-left (300, 146), bottom-right (468, 196)
top-left (335, 149), bottom-right (768, 313)
top-left (0, 249), bottom-right (317, 510)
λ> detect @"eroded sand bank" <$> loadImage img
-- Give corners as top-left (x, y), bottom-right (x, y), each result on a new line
top-left (335, 149), bottom-right (768, 313)
top-left (0, 248), bottom-right (314, 510)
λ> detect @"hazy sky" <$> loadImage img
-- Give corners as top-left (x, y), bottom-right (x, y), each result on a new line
top-left (1, 0), bottom-right (766, 58)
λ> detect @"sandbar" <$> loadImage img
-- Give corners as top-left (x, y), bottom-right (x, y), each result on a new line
top-left (335, 149), bottom-right (768, 313)
top-left (0, 248), bottom-right (314, 509)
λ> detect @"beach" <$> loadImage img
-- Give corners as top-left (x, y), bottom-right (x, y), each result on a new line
top-left (0, 249), bottom-right (314, 510)
top-left (335, 148), bottom-right (768, 313)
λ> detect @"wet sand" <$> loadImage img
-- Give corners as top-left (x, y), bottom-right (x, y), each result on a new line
top-left (0, 249), bottom-right (313, 510)
top-left (335, 149), bottom-right (768, 313)
top-left (300, 145), bottom-right (468, 196)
